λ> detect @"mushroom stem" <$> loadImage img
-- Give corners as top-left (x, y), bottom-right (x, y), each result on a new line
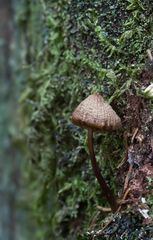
top-left (88, 128), bottom-right (118, 213)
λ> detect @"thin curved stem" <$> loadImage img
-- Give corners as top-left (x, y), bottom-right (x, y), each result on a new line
top-left (88, 128), bottom-right (118, 213)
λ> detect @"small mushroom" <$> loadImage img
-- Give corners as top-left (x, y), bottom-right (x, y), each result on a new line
top-left (72, 94), bottom-right (121, 212)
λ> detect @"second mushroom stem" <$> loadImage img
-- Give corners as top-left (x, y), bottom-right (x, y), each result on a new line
top-left (88, 128), bottom-right (118, 213)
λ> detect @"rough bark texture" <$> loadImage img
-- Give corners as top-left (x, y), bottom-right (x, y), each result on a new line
top-left (20, 0), bottom-right (153, 239)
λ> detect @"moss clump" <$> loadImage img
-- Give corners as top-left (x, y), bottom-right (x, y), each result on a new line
top-left (20, 0), bottom-right (153, 239)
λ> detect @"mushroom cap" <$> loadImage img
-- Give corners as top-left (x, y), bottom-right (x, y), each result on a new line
top-left (72, 94), bottom-right (121, 131)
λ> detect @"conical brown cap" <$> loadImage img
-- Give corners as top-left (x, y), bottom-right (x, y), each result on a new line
top-left (72, 94), bottom-right (121, 131)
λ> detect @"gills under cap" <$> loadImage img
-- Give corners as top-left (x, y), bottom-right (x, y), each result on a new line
top-left (72, 94), bottom-right (121, 131)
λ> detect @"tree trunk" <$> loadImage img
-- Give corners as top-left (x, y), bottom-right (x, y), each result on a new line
top-left (20, 1), bottom-right (153, 239)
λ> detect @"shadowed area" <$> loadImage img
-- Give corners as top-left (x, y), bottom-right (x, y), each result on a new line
top-left (0, 1), bottom-right (33, 239)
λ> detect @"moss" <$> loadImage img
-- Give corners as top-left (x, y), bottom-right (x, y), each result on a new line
top-left (20, 0), bottom-right (153, 239)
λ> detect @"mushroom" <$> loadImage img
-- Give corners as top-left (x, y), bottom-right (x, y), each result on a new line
top-left (71, 94), bottom-right (121, 212)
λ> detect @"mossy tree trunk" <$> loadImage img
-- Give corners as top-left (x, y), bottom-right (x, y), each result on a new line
top-left (20, 0), bottom-right (153, 239)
